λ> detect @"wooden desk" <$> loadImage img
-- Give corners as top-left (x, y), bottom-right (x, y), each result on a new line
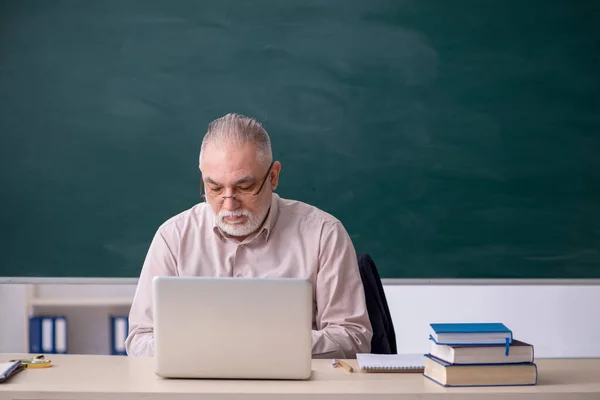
top-left (1, 354), bottom-right (599, 399)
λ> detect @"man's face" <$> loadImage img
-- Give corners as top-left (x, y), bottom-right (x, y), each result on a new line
top-left (200, 142), bottom-right (280, 238)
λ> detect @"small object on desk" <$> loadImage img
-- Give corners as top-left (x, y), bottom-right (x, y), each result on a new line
top-left (331, 359), bottom-right (354, 373)
top-left (9, 355), bottom-right (52, 369)
top-left (0, 360), bottom-right (24, 383)
top-left (356, 353), bottom-right (425, 373)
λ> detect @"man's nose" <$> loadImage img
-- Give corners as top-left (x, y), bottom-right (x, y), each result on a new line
top-left (221, 195), bottom-right (240, 211)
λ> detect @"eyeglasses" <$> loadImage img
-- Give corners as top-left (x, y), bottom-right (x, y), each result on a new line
top-left (201, 161), bottom-right (274, 204)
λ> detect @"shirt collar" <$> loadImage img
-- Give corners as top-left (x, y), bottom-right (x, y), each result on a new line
top-left (261, 193), bottom-right (279, 242)
top-left (211, 193), bottom-right (280, 243)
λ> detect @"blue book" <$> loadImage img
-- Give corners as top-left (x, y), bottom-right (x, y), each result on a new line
top-left (423, 354), bottom-right (538, 387)
top-left (430, 323), bottom-right (513, 356)
top-left (429, 323), bottom-right (513, 345)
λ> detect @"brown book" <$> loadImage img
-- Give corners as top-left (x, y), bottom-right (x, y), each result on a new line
top-left (430, 339), bottom-right (534, 365)
top-left (424, 354), bottom-right (538, 387)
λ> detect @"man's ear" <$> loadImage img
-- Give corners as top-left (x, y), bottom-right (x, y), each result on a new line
top-left (270, 161), bottom-right (281, 190)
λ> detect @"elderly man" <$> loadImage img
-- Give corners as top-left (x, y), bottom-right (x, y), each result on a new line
top-left (125, 113), bottom-right (372, 358)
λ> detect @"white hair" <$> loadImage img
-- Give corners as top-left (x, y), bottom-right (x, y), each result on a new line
top-left (199, 113), bottom-right (273, 167)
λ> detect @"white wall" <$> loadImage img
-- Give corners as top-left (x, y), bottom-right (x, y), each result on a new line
top-left (1, 284), bottom-right (599, 357)
top-left (384, 285), bottom-right (600, 358)
top-left (0, 284), bottom-right (28, 353)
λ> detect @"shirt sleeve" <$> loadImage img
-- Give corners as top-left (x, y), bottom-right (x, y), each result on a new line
top-left (312, 221), bottom-right (373, 358)
top-left (125, 228), bottom-right (178, 357)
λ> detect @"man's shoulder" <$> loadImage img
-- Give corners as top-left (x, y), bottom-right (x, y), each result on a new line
top-left (275, 195), bottom-right (356, 253)
top-left (276, 195), bottom-right (341, 228)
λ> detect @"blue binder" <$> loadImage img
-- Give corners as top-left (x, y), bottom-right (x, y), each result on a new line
top-left (29, 317), bottom-right (43, 354)
top-left (29, 316), bottom-right (68, 354)
top-left (53, 316), bottom-right (68, 354)
top-left (110, 316), bottom-right (129, 356)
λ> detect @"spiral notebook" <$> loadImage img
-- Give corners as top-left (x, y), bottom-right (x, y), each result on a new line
top-left (356, 354), bottom-right (425, 373)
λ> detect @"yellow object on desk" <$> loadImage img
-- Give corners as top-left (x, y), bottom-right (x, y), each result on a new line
top-left (9, 355), bottom-right (52, 369)
top-left (331, 359), bottom-right (354, 373)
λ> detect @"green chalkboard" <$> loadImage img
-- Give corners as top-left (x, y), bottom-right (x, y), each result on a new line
top-left (1, 0), bottom-right (599, 279)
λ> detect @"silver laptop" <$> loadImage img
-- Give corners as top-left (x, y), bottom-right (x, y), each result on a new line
top-left (152, 276), bottom-right (313, 380)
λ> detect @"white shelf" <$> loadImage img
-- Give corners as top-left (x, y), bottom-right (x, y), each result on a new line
top-left (29, 297), bottom-right (133, 307)
top-left (20, 284), bottom-right (137, 354)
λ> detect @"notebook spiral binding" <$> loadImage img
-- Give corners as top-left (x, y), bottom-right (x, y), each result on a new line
top-left (361, 365), bottom-right (424, 372)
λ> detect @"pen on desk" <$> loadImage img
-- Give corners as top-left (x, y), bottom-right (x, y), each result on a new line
top-left (331, 359), bottom-right (354, 373)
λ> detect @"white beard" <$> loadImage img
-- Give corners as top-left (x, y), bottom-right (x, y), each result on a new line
top-left (216, 201), bottom-right (270, 237)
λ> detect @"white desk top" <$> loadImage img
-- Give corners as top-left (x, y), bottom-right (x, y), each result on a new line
top-left (1, 354), bottom-right (599, 400)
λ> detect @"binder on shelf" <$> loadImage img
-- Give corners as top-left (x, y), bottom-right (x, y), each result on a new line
top-left (110, 315), bottom-right (129, 356)
top-left (41, 317), bottom-right (54, 353)
top-left (29, 316), bottom-right (68, 354)
top-left (54, 316), bottom-right (68, 354)
top-left (29, 317), bottom-right (43, 354)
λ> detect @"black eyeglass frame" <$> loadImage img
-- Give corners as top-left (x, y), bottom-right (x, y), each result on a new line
top-left (200, 161), bottom-right (275, 202)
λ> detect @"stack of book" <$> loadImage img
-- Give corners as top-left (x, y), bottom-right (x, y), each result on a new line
top-left (423, 323), bottom-right (537, 387)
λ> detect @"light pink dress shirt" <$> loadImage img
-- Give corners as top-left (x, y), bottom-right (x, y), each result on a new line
top-left (125, 193), bottom-right (373, 359)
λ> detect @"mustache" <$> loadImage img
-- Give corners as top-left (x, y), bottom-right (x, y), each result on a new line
top-left (219, 209), bottom-right (252, 218)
